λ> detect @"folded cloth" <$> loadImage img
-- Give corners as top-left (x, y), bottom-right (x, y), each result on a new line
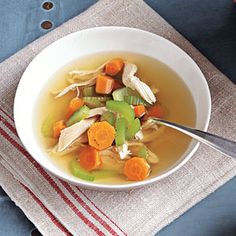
top-left (0, 0), bottom-right (236, 235)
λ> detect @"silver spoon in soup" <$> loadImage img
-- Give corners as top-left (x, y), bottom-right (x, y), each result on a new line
top-left (152, 118), bottom-right (236, 159)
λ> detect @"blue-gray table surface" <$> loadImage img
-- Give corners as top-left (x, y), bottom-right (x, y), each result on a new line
top-left (0, 1), bottom-right (235, 236)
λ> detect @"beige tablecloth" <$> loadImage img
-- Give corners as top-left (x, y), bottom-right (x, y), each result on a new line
top-left (0, 0), bottom-right (236, 235)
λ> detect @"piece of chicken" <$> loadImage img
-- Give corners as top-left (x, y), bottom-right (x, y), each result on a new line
top-left (58, 117), bottom-right (97, 152)
top-left (69, 61), bottom-right (107, 78)
top-left (122, 63), bottom-right (156, 104)
top-left (53, 77), bottom-right (96, 98)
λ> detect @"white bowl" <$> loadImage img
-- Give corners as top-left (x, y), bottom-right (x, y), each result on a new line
top-left (14, 27), bottom-right (211, 191)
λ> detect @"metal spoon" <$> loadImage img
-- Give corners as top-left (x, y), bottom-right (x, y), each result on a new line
top-left (152, 118), bottom-right (236, 159)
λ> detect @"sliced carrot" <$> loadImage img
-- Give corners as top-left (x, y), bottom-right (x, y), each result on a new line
top-left (123, 157), bottom-right (150, 181)
top-left (147, 104), bottom-right (165, 118)
top-left (113, 80), bottom-right (123, 91)
top-left (105, 58), bottom-right (124, 76)
top-left (87, 121), bottom-right (116, 150)
top-left (66, 97), bottom-right (84, 120)
top-left (134, 105), bottom-right (146, 118)
top-left (53, 120), bottom-right (66, 139)
top-left (95, 74), bottom-right (115, 94)
top-left (79, 146), bottom-right (102, 171)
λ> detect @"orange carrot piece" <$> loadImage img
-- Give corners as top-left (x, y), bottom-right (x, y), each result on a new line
top-left (66, 97), bottom-right (84, 119)
top-left (95, 75), bottom-right (115, 94)
top-left (53, 120), bottom-right (66, 139)
top-left (79, 146), bottom-right (102, 171)
top-left (87, 121), bottom-right (116, 150)
top-left (147, 104), bottom-right (165, 118)
top-left (105, 58), bottom-right (124, 76)
top-left (134, 105), bottom-right (146, 118)
top-left (123, 157), bottom-right (150, 181)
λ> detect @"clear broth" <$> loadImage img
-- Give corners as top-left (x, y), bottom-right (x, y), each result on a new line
top-left (35, 52), bottom-right (196, 184)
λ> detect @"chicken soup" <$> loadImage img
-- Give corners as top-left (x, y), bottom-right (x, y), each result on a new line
top-left (35, 52), bottom-right (196, 184)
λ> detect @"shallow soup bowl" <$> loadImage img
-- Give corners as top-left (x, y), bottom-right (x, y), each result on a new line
top-left (14, 27), bottom-right (211, 191)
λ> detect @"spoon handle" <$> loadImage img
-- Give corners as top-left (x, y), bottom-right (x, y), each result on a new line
top-left (154, 119), bottom-right (236, 159)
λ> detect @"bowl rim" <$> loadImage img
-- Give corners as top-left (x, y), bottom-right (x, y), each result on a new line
top-left (14, 26), bottom-right (212, 190)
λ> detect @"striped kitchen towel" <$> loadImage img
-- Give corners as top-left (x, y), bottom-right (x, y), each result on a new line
top-left (0, 0), bottom-right (236, 235)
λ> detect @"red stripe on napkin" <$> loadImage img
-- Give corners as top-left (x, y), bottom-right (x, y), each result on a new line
top-left (60, 180), bottom-right (120, 236)
top-left (0, 108), bottom-right (126, 235)
top-left (77, 187), bottom-right (128, 236)
top-left (21, 184), bottom-right (72, 236)
top-left (0, 125), bottom-right (105, 236)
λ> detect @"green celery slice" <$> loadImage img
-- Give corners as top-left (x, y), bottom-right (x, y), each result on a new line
top-left (92, 170), bottom-right (118, 179)
top-left (70, 160), bottom-right (95, 181)
top-left (124, 95), bottom-right (149, 106)
top-left (83, 96), bottom-right (111, 108)
top-left (106, 100), bottom-right (135, 125)
top-left (115, 117), bottom-right (127, 146)
top-left (84, 96), bottom-right (111, 102)
top-left (84, 99), bottom-right (103, 108)
top-left (126, 118), bottom-right (141, 140)
top-left (112, 87), bottom-right (138, 101)
top-left (41, 116), bottom-right (54, 137)
top-left (101, 111), bottom-right (115, 126)
top-left (82, 86), bottom-right (95, 97)
top-left (66, 105), bottom-right (90, 126)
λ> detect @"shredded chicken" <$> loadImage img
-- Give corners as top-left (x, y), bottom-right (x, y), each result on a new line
top-left (58, 117), bottom-right (97, 152)
top-left (99, 150), bottom-right (125, 173)
top-left (142, 126), bottom-right (165, 143)
top-left (116, 143), bottom-right (131, 160)
top-left (127, 142), bottom-right (143, 147)
top-left (69, 61), bottom-right (107, 77)
top-left (67, 60), bottom-right (109, 83)
top-left (142, 119), bottom-right (159, 130)
top-left (49, 134), bottom-right (87, 156)
top-left (88, 107), bottom-right (107, 118)
top-left (122, 63), bottom-right (138, 89)
top-left (76, 87), bottom-right (80, 97)
top-left (127, 142), bottom-right (159, 164)
top-left (145, 149), bottom-right (159, 164)
top-left (122, 63), bottom-right (156, 104)
top-left (99, 149), bottom-right (117, 158)
top-left (135, 130), bottom-right (144, 140)
top-left (52, 77), bottom-right (96, 98)
top-left (132, 76), bottom-right (156, 104)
